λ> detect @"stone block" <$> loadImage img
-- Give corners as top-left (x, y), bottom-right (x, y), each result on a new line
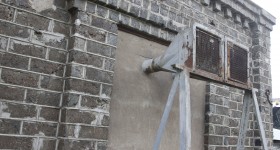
top-left (16, 11), bottom-right (50, 30)
top-left (230, 110), bottom-right (242, 118)
top-left (68, 37), bottom-right (86, 51)
top-left (101, 115), bottom-right (109, 126)
top-left (107, 33), bottom-right (117, 46)
top-left (234, 14), bottom-right (242, 24)
top-left (151, 1), bottom-right (159, 13)
top-left (224, 8), bottom-right (232, 18)
top-left (215, 126), bottom-right (230, 136)
top-left (30, 59), bottom-right (64, 76)
top-left (40, 75), bottom-right (63, 91)
top-left (65, 64), bottom-right (84, 78)
top-left (74, 25), bottom-right (106, 42)
top-left (65, 79), bottom-right (100, 95)
top-left (96, 5), bottom-right (108, 18)
top-left (69, 50), bottom-right (103, 68)
top-left (61, 109), bottom-right (97, 124)
top-left (0, 84), bottom-right (25, 101)
top-left (32, 32), bottom-right (67, 49)
top-left (0, 136), bottom-right (33, 149)
top-left (91, 16), bottom-right (117, 33)
top-left (109, 10), bottom-right (119, 22)
top-left (26, 89), bottom-right (61, 107)
top-left (101, 84), bottom-right (112, 98)
top-left (48, 48), bottom-right (67, 63)
top-left (1, 69), bottom-right (39, 88)
top-left (9, 40), bottom-right (46, 58)
top-left (53, 0), bottom-right (66, 8)
top-left (87, 40), bottom-right (114, 57)
top-left (0, 36), bottom-right (8, 50)
top-left (201, 0), bottom-right (210, 6)
top-left (79, 126), bottom-right (108, 140)
top-left (0, 102), bottom-right (37, 118)
top-left (22, 122), bottom-right (57, 136)
top-left (1, 0), bottom-right (34, 12)
top-left (118, 0), bottom-right (129, 12)
top-left (81, 96), bottom-right (109, 112)
top-left (85, 68), bottom-right (113, 83)
top-left (0, 119), bottom-right (21, 134)
top-left (0, 4), bottom-right (14, 21)
top-left (213, 1), bottom-right (222, 12)
top-left (58, 139), bottom-right (95, 150)
top-left (130, 5), bottom-right (140, 16)
top-left (62, 93), bottom-right (79, 107)
top-left (0, 53), bottom-right (29, 69)
top-left (216, 105), bottom-right (229, 115)
top-left (53, 21), bottom-right (70, 35)
top-left (39, 107), bottom-right (59, 121)
top-left (204, 135), bottom-right (223, 145)
top-left (86, 2), bottom-right (96, 14)
top-left (40, 8), bottom-right (70, 22)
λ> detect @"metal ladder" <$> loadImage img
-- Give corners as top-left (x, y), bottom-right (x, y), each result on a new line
top-left (237, 88), bottom-right (268, 150)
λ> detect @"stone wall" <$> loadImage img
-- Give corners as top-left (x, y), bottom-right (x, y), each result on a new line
top-left (0, 0), bottom-right (275, 149)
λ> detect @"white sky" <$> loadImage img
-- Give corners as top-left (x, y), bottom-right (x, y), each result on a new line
top-left (251, 0), bottom-right (280, 98)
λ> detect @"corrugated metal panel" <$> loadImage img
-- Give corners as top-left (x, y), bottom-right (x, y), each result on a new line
top-left (196, 29), bottom-right (221, 75)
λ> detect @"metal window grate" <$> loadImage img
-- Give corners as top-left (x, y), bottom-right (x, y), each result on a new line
top-left (229, 44), bottom-right (248, 83)
top-left (196, 29), bottom-right (221, 75)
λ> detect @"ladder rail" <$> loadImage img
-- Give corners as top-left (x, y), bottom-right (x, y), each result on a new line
top-left (252, 88), bottom-right (268, 150)
top-left (237, 90), bottom-right (251, 150)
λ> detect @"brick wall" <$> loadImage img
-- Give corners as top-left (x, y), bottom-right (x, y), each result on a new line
top-left (0, 0), bottom-right (275, 149)
top-left (0, 0), bottom-right (70, 149)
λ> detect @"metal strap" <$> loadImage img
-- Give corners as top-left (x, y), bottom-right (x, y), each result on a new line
top-left (237, 90), bottom-right (251, 150)
top-left (252, 88), bottom-right (268, 150)
top-left (153, 74), bottom-right (179, 150)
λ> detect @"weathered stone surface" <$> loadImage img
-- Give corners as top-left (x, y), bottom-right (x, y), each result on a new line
top-left (0, 53), bottom-right (29, 69)
top-left (40, 75), bottom-right (63, 91)
top-left (30, 59), bottom-right (64, 76)
top-left (69, 50), bottom-right (103, 68)
top-left (0, 136), bottom-right (33, 149)
top-left (10, 40), bottom-right (46, 58)
top-left (22, 122), bottom-right (57, 136)
top-left (0, 102), bottom-right (37, 118)
top-left (204, 135), bottom-right (223, 145)
top-left (87, 40), bottom-right (114, 57)
top-left (0, 85), bottom-right (25, 101)
top-left (1, 0), bottom-right (34, 11)
top-left (48, 48), bottom-right (67, 63)
top-left (65, 79), bottom-right (100, 95)
top-left (26, 89), bottom-right (61, 107)
top-left (81, 96), bottom-right (109, 111)
top-left (53, 21), bottom-right (70, 35)
top-left (58, 139), bottom-right (95, 150)
top-left (40, 8), bottom-right (70, 22)
top-left (65, 64), bottom-right (83, 78)
top-left (62, 93), bottom-right (79, 107)
top-left (86, 68), bottom-right (113, 83)
top-left (1, 69), bottom-right (39, 87)
top-left (0, 119), bottom-right (21, 134)
top-left (16, 11), bottom-right (50, 30)
top-left (61, 109), bottom-right (97, 124)
top-left (39, 107), bottom-right (59, 121)
top-left (92, 16), bottom-right (117, 33)
top-left (0, 5), bottom-right (14, 21)
top-left (74, 25), bottom-right (106, 42)
top-left (79, 126), bottom-right (108, 139)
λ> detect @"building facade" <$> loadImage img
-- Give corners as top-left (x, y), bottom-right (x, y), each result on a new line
top-left (0, 0), bottom-right (276, 149)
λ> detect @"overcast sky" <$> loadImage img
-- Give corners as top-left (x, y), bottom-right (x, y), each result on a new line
top-left (251, 0), bottom-right (280, 98)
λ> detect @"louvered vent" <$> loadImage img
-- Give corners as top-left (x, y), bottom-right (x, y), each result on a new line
top-left (228, 42), bottom-right (248, 83)
top-left (196, 28), bottom-right (221, 75)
